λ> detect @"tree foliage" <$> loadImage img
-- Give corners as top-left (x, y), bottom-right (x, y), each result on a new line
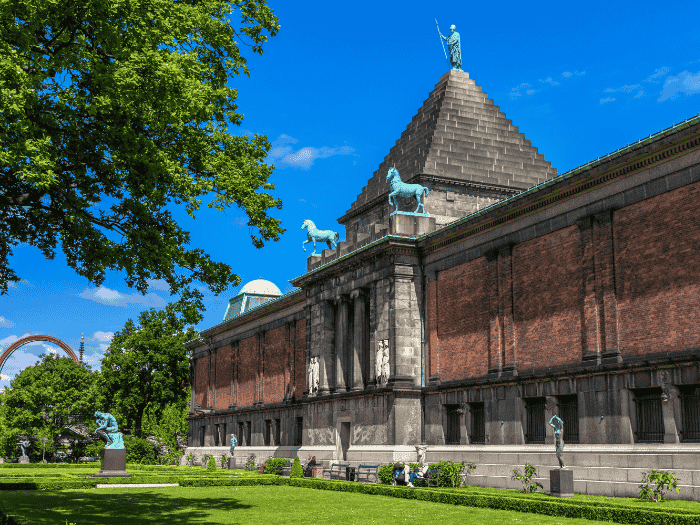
top-left (0, 0), bottom-right (283, 323)
top-left (0, 353), bottom-right (102, 457)
top-left (100, 299), bottom-right (197, 438)
top-left (141, 385), bottom-right (190, 454)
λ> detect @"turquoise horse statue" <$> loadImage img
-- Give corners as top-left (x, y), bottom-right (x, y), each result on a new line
top-left (302, 220), bottom-right (339, 256)
top-left (386, 167), bottom-right (429, 214)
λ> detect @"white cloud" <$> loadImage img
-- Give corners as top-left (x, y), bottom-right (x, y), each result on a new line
top-left (268, 134), bottom-right (355, 170)
top-left (600, 97), bottom-right (616, 104)
top-left (525, 89), bottom-right (538, 95)
top-left (658, 70), bottom-right (700, 102)
top-left (634, 90), bottom-right (645, 98)
top-left (645, 67), bottom-right (671, 83)
top-left (93, 331), bottom-right (114, 342)
top-left (0, 316), bottom-right (15, 328)
top-left (575, 71), bottom-right (586, 76)
top-left (539, 77), bottom-right (560, 86)
top-left (604, 84), bottom-right (642, 93)
top-left (78, 286), bottom-right (166, 308)
top-left (562, 72), bottom-right (573, 78)
top-left (145, 279), bottom-right (170, 291)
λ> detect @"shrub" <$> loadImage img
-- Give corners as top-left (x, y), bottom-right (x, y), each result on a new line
top-left (220, 454), bottom-right (228, 469)
top-left (378, 464), bottom-right (394, 484)
top-left (426, 460), bottom-right (475, 488)
top-left (511, 463), bottom-right (543, 493)
top-left (245, 453), bottom-right (256, 471)
top-left (206, 455), bottom-right (217, 471)
top-left (264, 457), bottom-right (288, 475)
top-left (290, 457), bottom-right (303, 478)
top-left (639, 470), bottom-right (681, 502)
top-left (186, 453), bottom-right (194, 466)
top-left (123, 435), bottom-right (157, 465)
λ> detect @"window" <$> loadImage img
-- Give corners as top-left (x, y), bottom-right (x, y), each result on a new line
top-left (245, 421), bottom-right (251, 446)
top-left (274, 418), bottom-right (281, 446)
top-left (222, 423), bottom-right (227, 447)
top-left (469, 403), bottom-right (485, 444)
top-left (264, 419), bottom-right (272, 446)
top-left (634, 388), bottom-right (664, 443)
top-left (238, 422), bottom-right (245, 446)
top-left (525, 398), bottom-right (545, 444)
top-left (557, 396), bottom-right (579, 444)
top-left (214, 424), bottom-right (220, 446)
top-left (200, 425), bottom-right (205, 447)
top-left (680, 386), bottom-right (700, 442)
top-left (445, 404), bottom-right (460, 445)
top-left (295, 417), bottom-right (303, 446)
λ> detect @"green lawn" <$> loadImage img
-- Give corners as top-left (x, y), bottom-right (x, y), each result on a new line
top-left (0, 484), bottom-right (636, 525)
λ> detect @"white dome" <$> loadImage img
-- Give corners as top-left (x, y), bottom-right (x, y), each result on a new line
top-left (239, 278), bottom-right (282, 297)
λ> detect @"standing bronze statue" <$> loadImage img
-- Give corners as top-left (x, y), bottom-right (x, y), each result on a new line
top-left (549, 415), bottom-right (565, 469)
top-left (435, 21), bottom-right (462, 71)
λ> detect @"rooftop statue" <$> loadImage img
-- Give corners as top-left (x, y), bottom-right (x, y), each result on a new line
top-left (386, 168), bottom-right (429, 215)
top-left (301, 220), bottom-right (339, 256)
top-left (435, 20), bottom-right (462, 71)
top-left (94, 411), bottom-right (125, 450)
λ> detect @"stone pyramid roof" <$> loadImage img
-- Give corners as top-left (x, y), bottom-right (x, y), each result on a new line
top-left (339, 69), bottom-right (558, 225)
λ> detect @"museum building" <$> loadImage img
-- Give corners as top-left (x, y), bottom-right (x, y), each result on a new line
top-left (185, 69), bottom-right (700, 498)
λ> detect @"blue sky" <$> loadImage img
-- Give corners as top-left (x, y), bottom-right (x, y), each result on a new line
top-left (2, 0), bottom-right (699, 391)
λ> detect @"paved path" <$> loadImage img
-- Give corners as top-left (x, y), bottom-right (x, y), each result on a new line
top-left (96, 483), bottom-right (179, 488)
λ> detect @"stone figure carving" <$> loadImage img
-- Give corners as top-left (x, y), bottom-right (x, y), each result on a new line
top-left (416, 445), bottom-right (428, 466)
top-left (308, 357), bottom-right (320, 394)
top-left (386, 168), bottom-right (430, 215)
top-left (230, 434), bottom-right (237, 455)
top-left (312, 357), bottom-right (319, 392)
top-left (375, 340), bottom-right (384, 385)
top-left (549, 414), bottom-right (565, 469)
top-left (301, 220), bottom-right (339, 256)
top-left (436, 22), bottom-right (462, 71)
top-left (94, 411), bottom-right (125, 449)
top-left (20, 439), bottom-right (30, 458)
top-left (381, 343), bottom-right (390, 384)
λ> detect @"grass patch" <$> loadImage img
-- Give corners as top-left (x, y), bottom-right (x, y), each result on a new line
top-left (0, 484), bottom-right (628, 525)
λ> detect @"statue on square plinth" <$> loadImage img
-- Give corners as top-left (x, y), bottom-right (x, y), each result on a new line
top-left (230, 434), bottom-right (237, 456)
top-left (20, 439), bottom-right (30, 458)
top-left (94, 411), bottom-right (125, 449)
top-left (386, 168), bottom-right (429, 216)
top-left (435, 21), bottom-right (462, 71)
top-left (549, 414), bottom-right (565, 469)
top-left (302, 220), bottom-right (339, 256)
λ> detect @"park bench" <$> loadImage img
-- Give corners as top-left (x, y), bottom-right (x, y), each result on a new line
top-left (425, 469), bottom-right (440, 487)
top-left (355, 464), bottom-right (379, 484)
top-left (329, 463), bottom-right (348, 480)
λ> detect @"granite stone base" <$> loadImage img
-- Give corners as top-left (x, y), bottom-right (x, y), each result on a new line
top-left (94, 448), bottom-right (131, 477)
top-left (228, 457), bottom-right (236, 470)
top-left (18, 457), bottom-right (29, 464)
top-left (550, 469), bottom-right (574, 497)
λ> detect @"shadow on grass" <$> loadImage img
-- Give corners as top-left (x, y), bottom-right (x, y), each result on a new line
top-left (0, 488), bottom-right (254, 525)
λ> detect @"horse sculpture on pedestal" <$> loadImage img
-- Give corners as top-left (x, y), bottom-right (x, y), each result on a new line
top-left (386, 167), bottom-right (429, 215)
top-left (301, 220), bottom-right (339, 256)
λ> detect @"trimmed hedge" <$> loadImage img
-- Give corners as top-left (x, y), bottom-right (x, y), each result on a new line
top-left (286, 478), bottom-right (700, 525)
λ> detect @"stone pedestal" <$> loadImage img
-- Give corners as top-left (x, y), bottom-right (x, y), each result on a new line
top-left (550, 469), bottom-right (574, 497)
top-left (228, 457), bottom-right (237, 470)
top-left (390, 213), bottom-right (437, 237)
top-left (18, 457), bottom-right (29, 464)
top-left (93, 448), bottom-right (131, 477)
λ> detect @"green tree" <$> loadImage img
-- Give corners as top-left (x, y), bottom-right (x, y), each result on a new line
top-left (0, 0), bottom-right (283, 324)
top-left (100, 300), bottom-right (197, 438)
top-left (0, 353), bottom-right (102, 457)
top-left (141, 385), bottom-right (190, 454)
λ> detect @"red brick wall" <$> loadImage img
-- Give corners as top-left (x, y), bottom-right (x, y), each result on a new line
top-left (436, 258), bottom-right (489, 381)
top-left (264, 326), bottom-right (286, 404)
top-left (513, 225), bottom-right (583, 372)
top-left (194, 357), bottom-right (208, 408)
top-left (294, 319), bottom-right (307, 399)
top-left (214, 344), bottom-right (232, 410)
top-left (616, 181), bottom-right (700, 357)
top-left (238, 336), bottom-right (257, 408)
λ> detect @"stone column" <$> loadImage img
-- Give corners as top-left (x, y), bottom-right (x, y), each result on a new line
top-left (459, 404), bottom-right (468, 445)
top-left (368, 281), bottom-right (378, 387)
top-left (544, 395), bottom-right (557, 445)
top-left (351, 289), bottom-right (366, 391)
top-left (486, 250), bottom-right (502, 376)
top-left (593, 210), bottom-right (621, 363)
top-left (577, 216), bottom-right (602, 365)
top-left (334, 296), bottom-right (349, 393)
top-left (318, 301), bottom-right (333, 395)
top-left (425, 270), bottom-right (440, 383)
top-left (391, 270), bottom-right (422, 388)
top-left (497, 243), bottom-right (517, 377)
